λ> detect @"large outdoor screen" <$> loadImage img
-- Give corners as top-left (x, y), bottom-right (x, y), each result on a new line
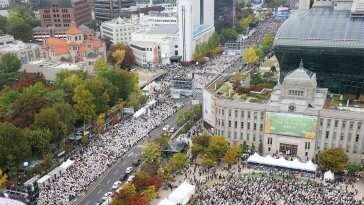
top-left (264, 112), bottom-right (317, 139)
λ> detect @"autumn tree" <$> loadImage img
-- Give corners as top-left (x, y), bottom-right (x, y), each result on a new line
top-left (93, 57), bottom-right (109, 72)
top-left (206, 136), bottom-right (229, 161)
top-left (0, 169), bottom-right (7, 188)
top-left (243, 46), bottom-right (260, 65)
top-left (169, 153), bottom-right (189, 172)
top-left (107, 42), bottom-right (135, 69)
top-left (191, 135), bottom-right (210, 158)
top-left (73, 85), bottom-right (96, 131)
top-left (112, 50), bottom-right (126, 69)
top-left (224, 145), bottom-right (242, 165)
top-left (141, 142), bottom-right (162, 165)
top-left (317, 148), bottom-right (348, 172)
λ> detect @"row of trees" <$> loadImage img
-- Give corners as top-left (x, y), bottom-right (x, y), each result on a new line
top-left (242, 33), bottom-right (274, 65)
top-left (317, 148), bottom-right (362, 175)
top-left (193, 32), bottom-right (221, 62)
top-left (0, 53), bottom-right (143, 179)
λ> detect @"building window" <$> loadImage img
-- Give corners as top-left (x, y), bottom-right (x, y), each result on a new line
top-left (305, 152), bottom-right (308, 156)
top-left (241, 122), bottom-right (244, 129)
top-left (228, 131), bottom-right (231, 138)
top-left (268, 147), bottom-right (271, 152)
top-left (325, 131), bottom-right (329, 139)
top-left (305, 142), bottom-right (310, 149)
top-left (288, 90), bottom-right (304, 96)
top-left (267, 137), bottom-right (272, 145)
top-left (234, 110), bottom-right (238, 118)
top-left (356, 134), bottom-right (359, 142)
top-left (340, 134), bottom-right (344, 140)
top-left (247, 123), bottom-right (250, 129)
top-left (350, 122), bottom-right (354, 129)
top-left (234, 121), bottom-right (237, 129)
top-left (228, 121), bottom-right (231, 128)
top-left (241, 111), bottom-right (244, 118)
top-left (222, 109), bottom-right (224, 116)
top-left (334, 120), bottom-right (338, 128)
top-left (228, 109), bottom-right (231, 117)
top-left (260, 124), bottom-right (263, 131)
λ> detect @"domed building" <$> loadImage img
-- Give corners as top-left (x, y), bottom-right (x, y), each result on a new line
top-left (40, 23), bottom-right (106, 66)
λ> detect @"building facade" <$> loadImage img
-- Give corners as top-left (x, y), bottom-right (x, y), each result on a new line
top-left (40, 23), bottom-right (106, 66)
top-left (0, 35), bottom-right (41, 64)
top-left (203, 62), bottom-right (364, 163)
top-left (33, 25), bottom-right (94, 42)
top-left (94, 0), bottom-right (135, 21)
top-left (39, 0), bottom-right (92, 27)
top-left (274, 0), bottom-right (364, 95)
top-left (0, 0), bottom-right (9, 9)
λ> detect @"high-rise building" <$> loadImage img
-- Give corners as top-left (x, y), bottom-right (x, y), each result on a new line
top-left (274, 0), bottom-right (364, 95)
top-left (39, 0), bottom-right (92, 27)
top-left (94, 0), bottom-right (135, 21)
top-left (178, 0), bottom-right (193, 62)
top-left (214, 0), bottom-right (234, 31)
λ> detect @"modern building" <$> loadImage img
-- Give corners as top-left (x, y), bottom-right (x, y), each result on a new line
top-left (0, 0), bottom-right (9, 9)
top-left (33, 24), bottom-right (95, 41)
top-left (38, 0), bottom-right (92, 27)
top-left (178, 0), bottom-right (215, 62)
top-left (203, 62), bottom-right (364, 163)
top-left (40, 23), bottom-right (106, 66)
top-left (0, 35), bottom-right (41, 64)
top-left (274, 0), bottom-right (364, 95)
top-left (94, 0), bottom-right (135, 21)
top-left (100, 12), bottom-right (177, 44)
top-left (130, 24), bottom-right (179, 66)
top-left (214, 0), bottom-right (234, 31)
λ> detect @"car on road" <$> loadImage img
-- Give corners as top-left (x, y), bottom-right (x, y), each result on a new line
top-left (169, 127), bottom-right (176, 133)
top-left (162, 125), bottom-right (170, 131)
top-left (125, 167), bottom-right (133, 174)
top-left (127, 175), bottom-right (135, 183)
top-left (112, 181), bottom-right (122, 189)
top-left (120, 173), bottom-right (128, 181)
top-left (132, 159), bottom-right (141, 167)
top-left (102, 192), bottom-right (112, 200)
top-left (95, 198), bottom-right (106, 205)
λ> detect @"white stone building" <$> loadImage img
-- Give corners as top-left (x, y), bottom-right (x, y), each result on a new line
top-left (0, 0), bottom-right (8, 9)
top-left (203, 62), bottom-right (364, 163)
top-left (0, 35), bottom-right (41, 64)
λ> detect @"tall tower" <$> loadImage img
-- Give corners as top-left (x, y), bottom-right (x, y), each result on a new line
top-left (203, 0), bottom-right (214, 26)
top-left (178, 0), bottom-right (193, 62)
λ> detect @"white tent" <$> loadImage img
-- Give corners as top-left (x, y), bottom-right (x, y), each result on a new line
top-left (37, 175), bottom-right (51, 188)
top-left (168, 181), bottom-right (195, 205)
top-left (133, 107), bottom-right (146, 118)
top-left (324, 170), bottom-right (335, 181)
top-left (247, 153), bottom-right (317, 172)
top-left (158, 198), bottom-right (177, 205)
top-left (59, 159), bottom-right (74, 171)
top-left (47, 167), bottom-right (63, 180)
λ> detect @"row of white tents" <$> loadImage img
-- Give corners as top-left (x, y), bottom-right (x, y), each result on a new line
top-left (158, 181), bottom-right (196, 205)
top-left (247, 153), bottom-right (318, 172)
top-left (36, 159), bottom-right (75, 188)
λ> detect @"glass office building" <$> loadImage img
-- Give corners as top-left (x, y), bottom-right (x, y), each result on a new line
top-left (274, 7), bottom-right (364, 95)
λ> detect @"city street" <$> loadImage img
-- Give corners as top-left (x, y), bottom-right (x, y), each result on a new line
top-left (74, 98), bottom-right (192, 205)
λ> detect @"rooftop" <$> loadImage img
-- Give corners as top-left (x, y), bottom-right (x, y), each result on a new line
top-left (0, 41), bottom-right (39, 52)
top-left (325, 94), bottom-right (364, 111)
top-left (211, 72), bottom-right (277, 103)
top-left (193, 24), bottom-right (214, 38)
top-left (275, 7), bottom-right (364, 48)
top-left (146, 24), bottom-right (178, 35)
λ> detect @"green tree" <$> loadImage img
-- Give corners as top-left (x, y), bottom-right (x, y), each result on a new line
top-left (93, 57), bottom-right (109, 72)
top-left (258, 141), bottom-right (263, 155)
top-left (219, 28), bottom-right (239, 44)
top-left (73, 85), bottom-right (96, 131)
top-left (0, 53), bottom-right (21, 73)
top-left (191, 135), bottom-right (210, 158)
top-left (0, 122), bottom-right (31, 174)
top-left (176, 110), bottom-right (193, 126)
top-left (317, 148), bottom-right (348, 172)
top-left (206, 136), bottom-right (229, 160)
top-left (0, 15), bottom-right (7, 33)
top-left (24, 129), bottom-right (52, 155)
top-left (347, 162), bottom-right (361, 176)
top-left (141, 142), bottom-right (162, 165)
top-left (243, 46), bottom-right (260, 65)
top-left (192, 104), bottom-right (202, 121)
top-left (112, 49), bottom-right (126, 69)
top-left (262, 33), bottom-right (274, 54)
top-left (200, 153), bottom-right (217, 167)
top-left (6, 6), bottom-right (37, 42)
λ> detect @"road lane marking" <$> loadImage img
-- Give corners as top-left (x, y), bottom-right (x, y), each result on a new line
top-left (127, 152), bottom-right (133, 157)
top-left (97, 190), bottom-right (102, 194)
top-left (114, 169), bottom-right (119, 175)
top-left (107, 179), bottom-right (110, 184)
top-left (122, 161), bottom-right (126, 165)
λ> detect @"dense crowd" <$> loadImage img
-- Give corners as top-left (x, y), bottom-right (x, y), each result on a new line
top-left (38, 101), bottom-right (183, 205)
top-left (194, 176), bottom-right (363, 205)
top-left (160, 55), bottom-right (240, 90)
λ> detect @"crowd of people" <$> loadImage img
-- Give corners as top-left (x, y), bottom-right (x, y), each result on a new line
top-left (194, 175), bottom-right (363, 205)
top-left (37, 101), bottom-right (183, 205)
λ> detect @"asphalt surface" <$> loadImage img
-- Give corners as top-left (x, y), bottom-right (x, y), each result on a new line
top-left (75, 98), bottom-right (192, 205)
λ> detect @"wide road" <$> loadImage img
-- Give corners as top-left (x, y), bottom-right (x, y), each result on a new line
top-left (74, 98), bottom-right (192, 205)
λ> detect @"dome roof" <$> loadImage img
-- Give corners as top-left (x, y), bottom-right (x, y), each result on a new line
top-left (285, 60), bottom-right (314, 81)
